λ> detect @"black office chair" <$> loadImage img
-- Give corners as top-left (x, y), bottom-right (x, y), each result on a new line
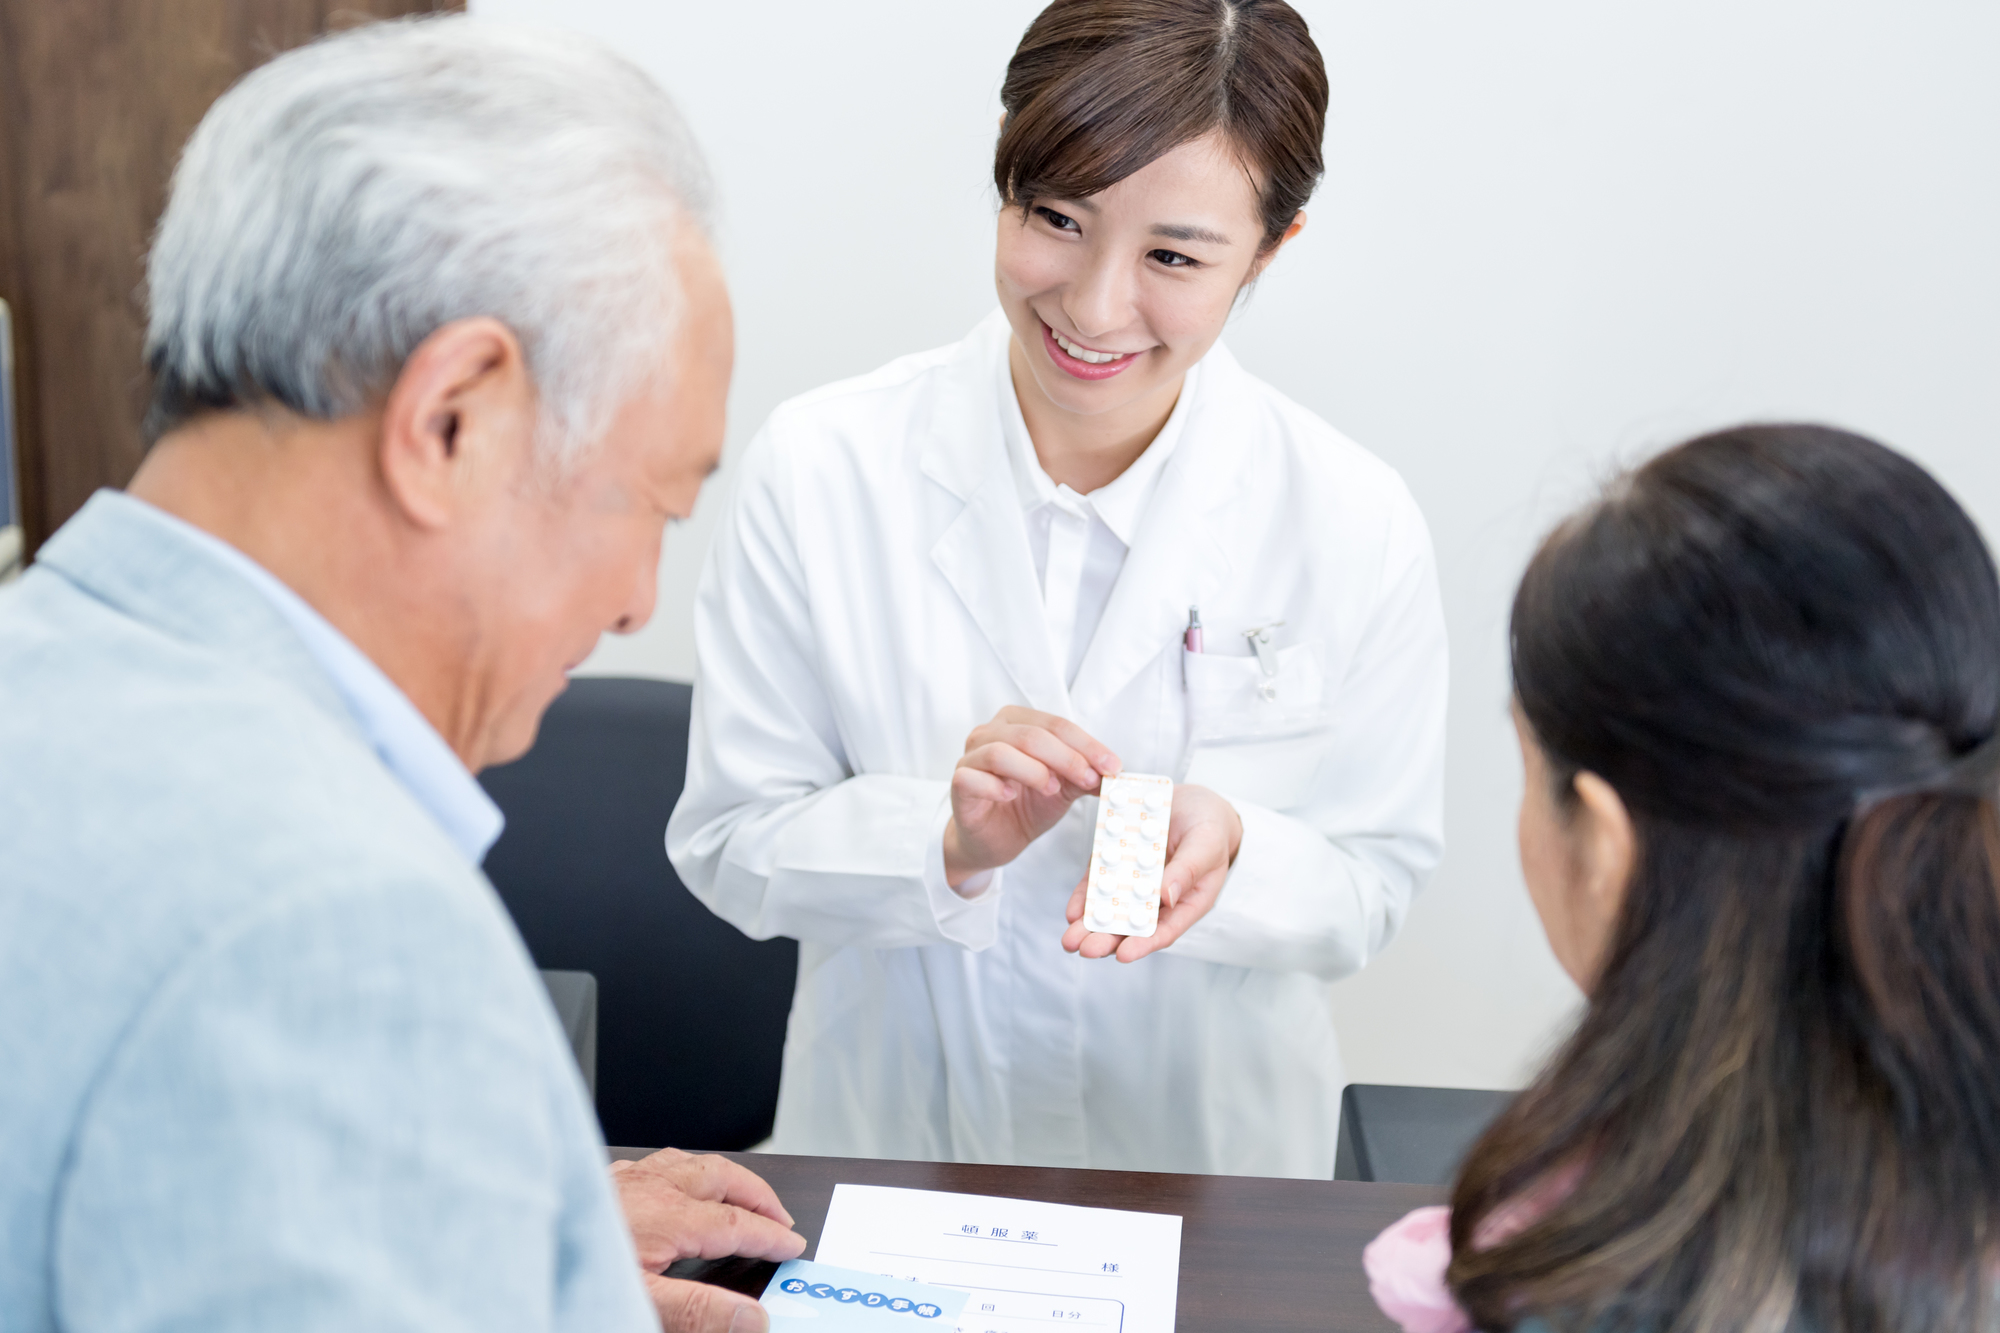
top-left (1335, 1083), bottom-right (1516, 1185)
top-left (538, 968), bottom-right (599, 1099)
top-left (480, 677), bottom-right (798, 1150)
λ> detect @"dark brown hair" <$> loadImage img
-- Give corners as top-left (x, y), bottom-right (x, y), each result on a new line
top-left (994, 0), bottom-right (1327, 252)
top-left (1455, 424), bottom-right (2000, 1332)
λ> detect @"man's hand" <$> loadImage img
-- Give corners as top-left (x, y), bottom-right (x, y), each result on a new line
top-left (943, 706), bottom-right (1121, 889)
top-left (610, 1148), bottom-right (806, 1332)
top-left (1062, 783), bottom-right (1242, 963)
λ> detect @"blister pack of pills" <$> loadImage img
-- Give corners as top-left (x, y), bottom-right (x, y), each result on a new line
top-left (1083, 773), bottom-right (1173, 938)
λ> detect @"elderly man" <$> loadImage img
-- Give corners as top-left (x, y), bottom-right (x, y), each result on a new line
top-left (0, 17), bottom-right (801, 1333)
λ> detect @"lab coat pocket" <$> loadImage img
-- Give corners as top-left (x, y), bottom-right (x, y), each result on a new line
top-left (1180, 641), bottom-right (1334, 811)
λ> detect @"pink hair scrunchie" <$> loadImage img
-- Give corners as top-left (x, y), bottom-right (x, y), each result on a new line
top-left (1362, 1205), bottom-right (1472, 1333)
top-left (1363, 1162), bottom-right (1580, 1332)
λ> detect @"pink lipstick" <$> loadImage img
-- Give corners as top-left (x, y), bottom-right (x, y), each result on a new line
top-left (1041, 321), bottom-right (1140, 382)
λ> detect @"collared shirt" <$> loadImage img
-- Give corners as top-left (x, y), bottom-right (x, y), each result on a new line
top-left (142, 501), bottom-right (504, 864)
top-left (997, 356), bottom-right (1202, 687)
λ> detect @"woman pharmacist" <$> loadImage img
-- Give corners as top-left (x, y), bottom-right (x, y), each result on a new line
top-left (668, 0), bottom-right (1446, 1178)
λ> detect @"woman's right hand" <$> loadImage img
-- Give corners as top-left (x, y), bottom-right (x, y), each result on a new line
top-left (943, 706), bottom-right (1121, 889)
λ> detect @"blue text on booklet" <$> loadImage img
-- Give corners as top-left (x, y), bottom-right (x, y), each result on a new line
top-left (760, 1259), bottom-right (969, 1329)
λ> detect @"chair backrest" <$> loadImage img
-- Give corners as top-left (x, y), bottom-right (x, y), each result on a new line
top-left (538, 968), bottom-right (599, 1100)
top-left (1335, 1083), bottom-right (1516, 1185)
top-left (480, 677), bottom-right (797, 1150)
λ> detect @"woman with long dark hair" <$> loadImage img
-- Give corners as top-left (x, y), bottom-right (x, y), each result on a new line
top-left (1368, 423), bottom-right (2000, 1332)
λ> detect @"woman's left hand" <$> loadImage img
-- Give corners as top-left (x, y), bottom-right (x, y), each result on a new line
top-left (1062, 783), bottom-right (1243, 963)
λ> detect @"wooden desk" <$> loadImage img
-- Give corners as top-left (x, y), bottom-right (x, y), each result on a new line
top-left (615, 1148), bottom-right (1441, 1331)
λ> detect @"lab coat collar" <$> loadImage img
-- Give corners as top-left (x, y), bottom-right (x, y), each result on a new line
top-left (1068, 348), bottom-right (1246, 718)
top-left (996, 350), bottom-right (1199, 552)
top-left (922, 313), bottom-right (1072, 715)
top-left (920, 311), bottom-right (1249, 721)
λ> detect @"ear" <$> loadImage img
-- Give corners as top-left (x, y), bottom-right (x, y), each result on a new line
top-left (1571, 770), bottom-right (1637, 961)
top-left (376, 317), bottom-right (534, 531)
top-left (1245, 210), bottom-right (1308, 284)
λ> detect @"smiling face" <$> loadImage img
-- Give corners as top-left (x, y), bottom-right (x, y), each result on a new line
top-left (461, 229), bottom-right (732, 768)
top-left (994, 132), bottom-right (1295, 429)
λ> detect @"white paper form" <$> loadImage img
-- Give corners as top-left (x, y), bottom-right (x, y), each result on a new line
top-left (814, 1184), bottom-right (1183, 1333)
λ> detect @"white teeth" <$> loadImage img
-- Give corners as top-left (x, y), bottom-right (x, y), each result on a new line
top-left (1054, 330), bottom-right (1124, 365)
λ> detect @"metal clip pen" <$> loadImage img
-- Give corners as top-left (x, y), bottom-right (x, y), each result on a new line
top-left (1244, 621), bottom-right (1284, 700)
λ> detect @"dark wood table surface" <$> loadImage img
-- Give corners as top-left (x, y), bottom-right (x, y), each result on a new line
top-left (614, 1148), bottom-right (1441, 1331)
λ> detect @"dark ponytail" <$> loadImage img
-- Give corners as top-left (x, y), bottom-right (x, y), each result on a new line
top-left (1838, 786), bottom-right (2000, 1158)
top-left (1451, 424), bottom-right (2000, 1333)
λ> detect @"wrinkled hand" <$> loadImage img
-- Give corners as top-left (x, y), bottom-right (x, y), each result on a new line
top-left (943, 706), bottom-right (1121, 888)
top-left (610, 1148), bottom-right (806, 1332)
top-left (1062, 783), bottom-right (1242, 963)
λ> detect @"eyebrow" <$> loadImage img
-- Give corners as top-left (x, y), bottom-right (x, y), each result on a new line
top-left (1151, 222), bottom-right (1233, 247)
top-left (1041, 196), bottom-right (1233, 247)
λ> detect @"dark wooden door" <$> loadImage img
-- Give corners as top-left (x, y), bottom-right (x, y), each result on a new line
top-left (0, 0), bottom-right (462, 558)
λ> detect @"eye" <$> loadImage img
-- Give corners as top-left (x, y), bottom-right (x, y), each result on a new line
top-left (1035, 205), bottom-right (1081, 233)
top-left (1149, 248), bottom-right (1198, 269)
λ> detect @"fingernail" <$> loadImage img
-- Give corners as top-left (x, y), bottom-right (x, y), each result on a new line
top-left (728, 1302), bottom-right (770, 1333)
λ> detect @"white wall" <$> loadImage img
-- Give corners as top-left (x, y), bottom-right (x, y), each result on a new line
top-left (472, 0), bottom-right (2000, 1091)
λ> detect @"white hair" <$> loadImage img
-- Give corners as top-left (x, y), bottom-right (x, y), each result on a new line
top-left (143, 16), bottom-right (711, 464)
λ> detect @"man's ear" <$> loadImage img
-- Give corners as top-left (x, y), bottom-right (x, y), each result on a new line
top-left (377, 316), bottom-right (533, 531)
top-left (1245, 210), bottom-right (1307, 284)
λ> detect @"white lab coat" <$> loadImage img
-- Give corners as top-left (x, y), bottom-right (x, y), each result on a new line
top-left (667, 311), bottom-right (1446, 1178)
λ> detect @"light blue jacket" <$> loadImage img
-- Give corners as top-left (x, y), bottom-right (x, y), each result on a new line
top-left (0, 493), bottom-right (654, 1332)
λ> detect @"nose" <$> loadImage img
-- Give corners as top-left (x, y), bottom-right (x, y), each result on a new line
top-left (610, 542), bottom-right (660, 636)
top-left (1061, 246), bottom-right (1137, 342)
